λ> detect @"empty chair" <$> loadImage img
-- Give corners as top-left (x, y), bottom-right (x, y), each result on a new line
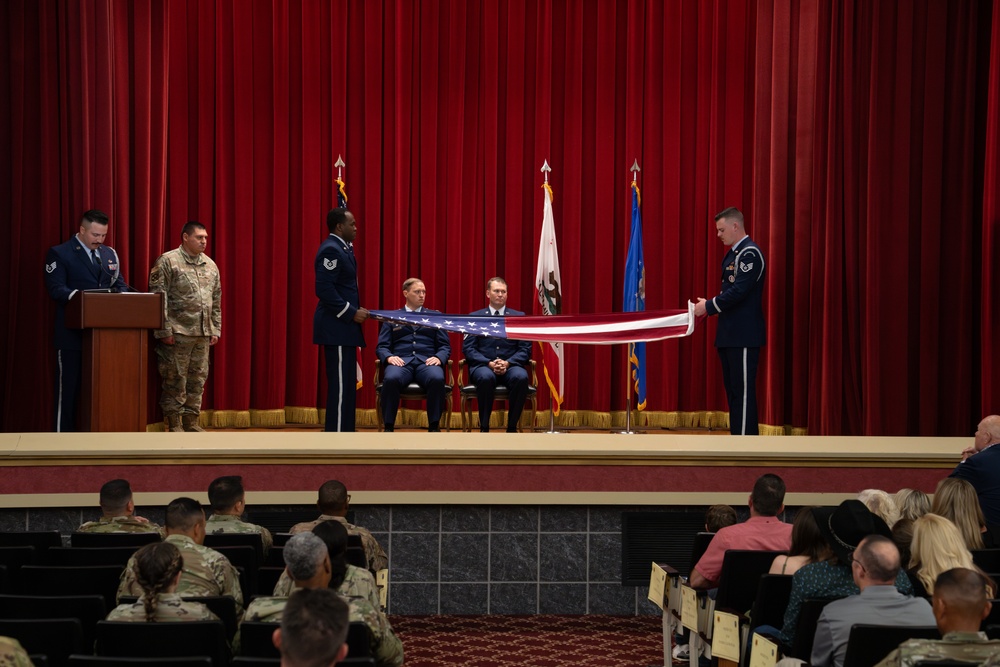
top-left (0, 531), bottom-right (62, 550)
top-left (71, 533), bottom-right (160, 548)
top-left (748, 575), bottom-right (794, 630)
top-left (95, 620), bottom-right (229, 667)
top-left (19, 565), bottom-right (124, 608)
top-left (47, 547), bottom-right (139, 567)
top-left (0, 618), bottom-right (84, 667)
top-left (842, 624), bottom-right (939, 667)
top-left (69, 657), bottom-right (213, 667)
top-left (238, 621), bottom-right (280, 658)
top-left (0, 594), bottom-right (107, 649)
top-left (0, 546), bottom-right (37, 573)
top-left (714, 550), bottom-right (787, 616)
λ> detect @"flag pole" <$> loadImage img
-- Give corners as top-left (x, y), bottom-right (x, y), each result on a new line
top-left (540, 160), bottom-right (559, 434)
top-left (620, 160), bottom-right (643, 435)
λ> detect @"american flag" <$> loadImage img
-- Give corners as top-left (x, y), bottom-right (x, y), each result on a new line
top-left (368, 305), bottom-right (696, 344)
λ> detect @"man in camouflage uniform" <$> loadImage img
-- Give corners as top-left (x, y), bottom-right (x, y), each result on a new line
top-left (875, 568), bottom-right (1000, 667)
top-left (77, 479), bottom-right (163, 535)
top-left (245, 533), bottom-right (402, 667)
top-left (289, 480), bottom-right (388, 573)
top-left (275, 588), bottom-right (351, 667)
top-left (149, 221), bottom-right (221, 433)
top-left (117, 497), bottom-right (243, 617)
top-left (206, 475), bottom-right (273, 556)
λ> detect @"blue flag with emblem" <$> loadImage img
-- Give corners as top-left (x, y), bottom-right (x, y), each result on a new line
top-left (623, 181), bottom-right (647, 410)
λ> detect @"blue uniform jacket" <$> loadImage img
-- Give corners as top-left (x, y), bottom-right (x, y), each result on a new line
top-left (44, 236), bottom-right (128, 350)
top-left (313, 233), bottom-right (365, 347)
top-left (704, 237), bottom-right (766, 348)
top-left (375, 308), bottom-right (451, 365)
top-left (462, 308), bottom-right (532, 369)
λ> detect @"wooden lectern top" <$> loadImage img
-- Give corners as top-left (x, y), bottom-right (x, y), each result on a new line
top-left (65, 291), bottom-right (164, 330)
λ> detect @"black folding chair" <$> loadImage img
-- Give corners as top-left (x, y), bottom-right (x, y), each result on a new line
top-left (0, 594), bottom-right (107, 648)
top-left (785, 597), bottom-right (843, 659)
top-left (71, 533), bottom-right (160, 548)
top-left (0, 546), bottom-right (37, 573)
top-left (747, 574), bottom-right (793, 629)
top-left (714, 550), bottom-right (786, 616)
top-left (0, 618), bottom-right (84, 667)
top-left (95, 620), bottom-right (229, 667)
top-left (842, 624), bottom-right (939, 667)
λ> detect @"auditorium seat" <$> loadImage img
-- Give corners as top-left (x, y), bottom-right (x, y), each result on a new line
top-left (69, 657), bottom-right (213, 667)
top-left (714, 550), bottom-right (786, 617)
top-left (842, 624), bottom-right (939, 667)
top-left (0, 593), bottom-right (107, 649)
top-left (458, 359), bottom-right (538, 432)
top-left (0, 546), bottom-right (37, 573)
top-left (0, 531), bottom-right (62, 551)
top-left (95, 620), bottom-right (229, 667)
top-left (71, 533), bottom-right (159, 548)
top-left (373, 359), bottom-right (454, 431)
top-left (785, 597), bottom-right (843, 659)
top-left (747, 574), bottom-right (793, 630)
top-left (118, 595), bottom-right (238, 641)
top-left (19, 565), bottom-right (123, 608)
top-left (0, 617), bottom-right (84, 667)
top-left (47, 546), bottom-right (139, 567)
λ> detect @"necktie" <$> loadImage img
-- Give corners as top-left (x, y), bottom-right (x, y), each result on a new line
top-left (91, 249), bottom-right (100, 267)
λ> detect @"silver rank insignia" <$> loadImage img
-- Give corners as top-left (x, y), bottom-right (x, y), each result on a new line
top-left (729, 275), bottom-right (736, 283)
top-left (740, 262), bottom-right (753, 272)
top-left (45, 261), bottom-right (57, 273)
top-left (323, 258), bottom-right (338, 270)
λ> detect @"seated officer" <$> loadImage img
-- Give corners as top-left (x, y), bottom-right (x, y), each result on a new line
top-left (375, 278), bottom-right (450, 432)
top-left (463, 277), bottom-right (532, 432)
top-left (77, 478), bottom-right (163, 535)
top-left (205, 475), bottom-right (274, 556)
top-left (274, 588), bottom-right (351, 667)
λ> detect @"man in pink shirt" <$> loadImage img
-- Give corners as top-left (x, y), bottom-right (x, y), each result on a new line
top-left (688, 473), bottom-right (793, 589)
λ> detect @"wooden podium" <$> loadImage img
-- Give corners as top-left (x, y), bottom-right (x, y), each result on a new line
top-left (66, 291), bottom-right (164, 432)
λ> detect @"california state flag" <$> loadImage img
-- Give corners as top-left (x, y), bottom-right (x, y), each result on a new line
top-left (534, 182), bottom-right (564, 414)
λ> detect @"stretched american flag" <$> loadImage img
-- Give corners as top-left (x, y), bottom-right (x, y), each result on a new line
top-left (369, 305), bottom-right (695, 344)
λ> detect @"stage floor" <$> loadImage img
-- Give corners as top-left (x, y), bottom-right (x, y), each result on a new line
top-left (0, 431), bottom-right (962, 508)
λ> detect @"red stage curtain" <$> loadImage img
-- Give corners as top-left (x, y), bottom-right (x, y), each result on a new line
top-left (0, 0), bottom-right (994, 435)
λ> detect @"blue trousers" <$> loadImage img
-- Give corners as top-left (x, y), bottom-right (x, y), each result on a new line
top-left (380, 360), bottom-right (446, 426)
top-left (718, 346), bottom-right (760, 435)
top-left (470, 364), bottom-right (529, 431)
top-left (324, 345), bottom-right (357, 432)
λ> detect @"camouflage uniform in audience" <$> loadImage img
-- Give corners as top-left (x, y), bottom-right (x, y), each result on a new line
top-left (77, 515), bottom-right (163, 535)
top-left (117, 534), bottom-right (243, 612)
top-left (242, 592), bottom-right (403, 667)
top-left (0, 637), bottom-right (33, 667)
top-left (206, 513), bottom-right (274, 556)
top-left (289, 515), bottom-right (388, 572)
top-left (106, 593), bottom-right (218, 622)
top-left (874, 632), bottom-right (1000, 667)
top-left (272, 564), bottom-right (381, 609)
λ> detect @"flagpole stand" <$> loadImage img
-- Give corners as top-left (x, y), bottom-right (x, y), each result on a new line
top-left (545, 398), bottom-right (562, 434)
top-left (618, 345), bottom-right (637, 434)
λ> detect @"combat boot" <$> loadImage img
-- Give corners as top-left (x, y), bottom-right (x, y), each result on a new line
top-left (165, 415), bottom-right (184, 432)
top-left (182, 414), bottom-right (206, 432)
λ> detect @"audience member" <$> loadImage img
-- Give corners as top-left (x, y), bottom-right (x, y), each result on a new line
top-left (858, 489), bottom-right (901, 529)
top-left (770, 507), bottom-right (832, 576)
top-left (244, 533), bottom-right (403, 667)
top-left (689, 474), bottom-right (792, 589)
top-left (875, 568), bottom-right (1000, 667)
top-left (206, 475), bottom-right (274, 556)
top-left (77, 479), bottom-right (162, 534)
top-left (117, 497), bottom-right (243, 615)
top-left (756, 500), bottom-right (913, 648)
top-left (106, 542), bottom-right (218, 622)
top-left (891, 518), bottom-right (915, 572)
top-left (894, 489), bottom-right (931, 522)
top-left (290, 480), bottom-right (388, 573)
top-left (932, 478), bottom-right (988, 550)
top-left (810, 535), bottom-right (935, 667)
top-left (0, 636), bottom-right (33, 667)
top-left (274, 588), bottom-right (351, 667)
top-left (949, 415), bottom-right (1000, 526)
top-left (273, 520), bottom-right (381, 611)
top-left (705, 504), bottom-right (738, 533)
top-left (908, 514), bottom-right (981, 598)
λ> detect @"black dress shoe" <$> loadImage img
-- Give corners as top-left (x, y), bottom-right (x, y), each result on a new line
top-left (384, 424), bottom-right (394, 432)
top-left (480, 427), bottom-right (489, 433)
top-left (428, 421), bottom-right (440, 432)
top-left (506, 427), bottom-right (518, 433)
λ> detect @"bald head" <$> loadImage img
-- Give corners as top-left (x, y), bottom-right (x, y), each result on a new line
top-left (854, 534), bottom-right (900, 587)
top-left (976, 415), bottom-right (1000, 452)
top-left (933, 568), bottom-right (994, 633)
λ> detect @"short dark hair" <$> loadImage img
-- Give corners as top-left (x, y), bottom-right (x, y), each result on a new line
top-left (935, 568), bottom-right (995, 614)
top-left (317, 480), bottom-right (348, 513)
top-left (857, 534), bottom-right (900, 582)
top-left (207, 476), bottom-right (245, 512)
top-left (326, 208), bottom-right (350, 234)
top-left (280, 588), bottom-right (350, 667)
top-left (750, 474), bottom-right (786, 516)
top-left (714, 206), bottom-right (744, 226)
top-left (82, 209), bottom-right (109, 226)
top-left (181, 221), bottom-right (206, 238)
top-left (165, 497), bottom-right (205, 532)
top-left (99, 479), bottom-right (133, 514)
top-left (705, 505), bottom-right (737, 532)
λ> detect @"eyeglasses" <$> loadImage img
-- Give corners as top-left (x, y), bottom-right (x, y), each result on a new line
top-left (849, 552), bottom-right (866, 572)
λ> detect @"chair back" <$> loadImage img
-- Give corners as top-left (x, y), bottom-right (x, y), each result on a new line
top-left (788, 597), bottom-right (843, 659)
top-left (0, 617), bottom-right (84, 667)
top-left (263, 546), bottom-right (284, 568)
top-left (347, 546), bottom-right (367, 570)
top-left (71, 532), bottom-right (160, 548)
top-left (0, 594), bottom-right (107, 648)
top-left (842, 624), bottom-right (939, 667)
top-left (271, 533), bottom-right (292, 547)
top-left (347, 621), bottom-right (373, 657)
top-left (715, 550), bottom-right (786, 614)
top-left (95, 620), bottom-right (229, 667)
top-left (117, 595), bottom-right (237, 641)
top-left (69, 657), bottom-right (213, 667)
top-left (257, 567), bottom-right (285, 596)
top-left (203, 533), bottom-right (264, 562)
top-left (971, 549), bottom-right (1000, 573)
top-left (687, 532), bottom-right (714, 576)
top-left (748, 574), bottom-right (793, 629)
top-left (0, 531), bottom-right (62, 550)
top-left (238, 621), bottom-right (280, 658)
top-left (0, 546), bottom-right (37, 572)
top-left (0, 564), bottom-right (6, 593)
top-left (20, 565), bottom-right (123, 608)
top-left (47, 546), bottom-right (140, 567)
top-left (210, 546), bottom-right (257, 602)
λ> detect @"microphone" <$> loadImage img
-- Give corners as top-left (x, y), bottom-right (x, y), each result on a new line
top-left (98, 246), bottom-right (138, 293)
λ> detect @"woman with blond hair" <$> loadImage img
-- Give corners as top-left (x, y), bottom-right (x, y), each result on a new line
top-left (107, 542), bottom-right (217, 622)
top-left (894, 488), bottom-right (931, 522)
top-left (931, 478), bottom-right (987, 550)
top-left (907, 513), bottom-right (987, 597)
